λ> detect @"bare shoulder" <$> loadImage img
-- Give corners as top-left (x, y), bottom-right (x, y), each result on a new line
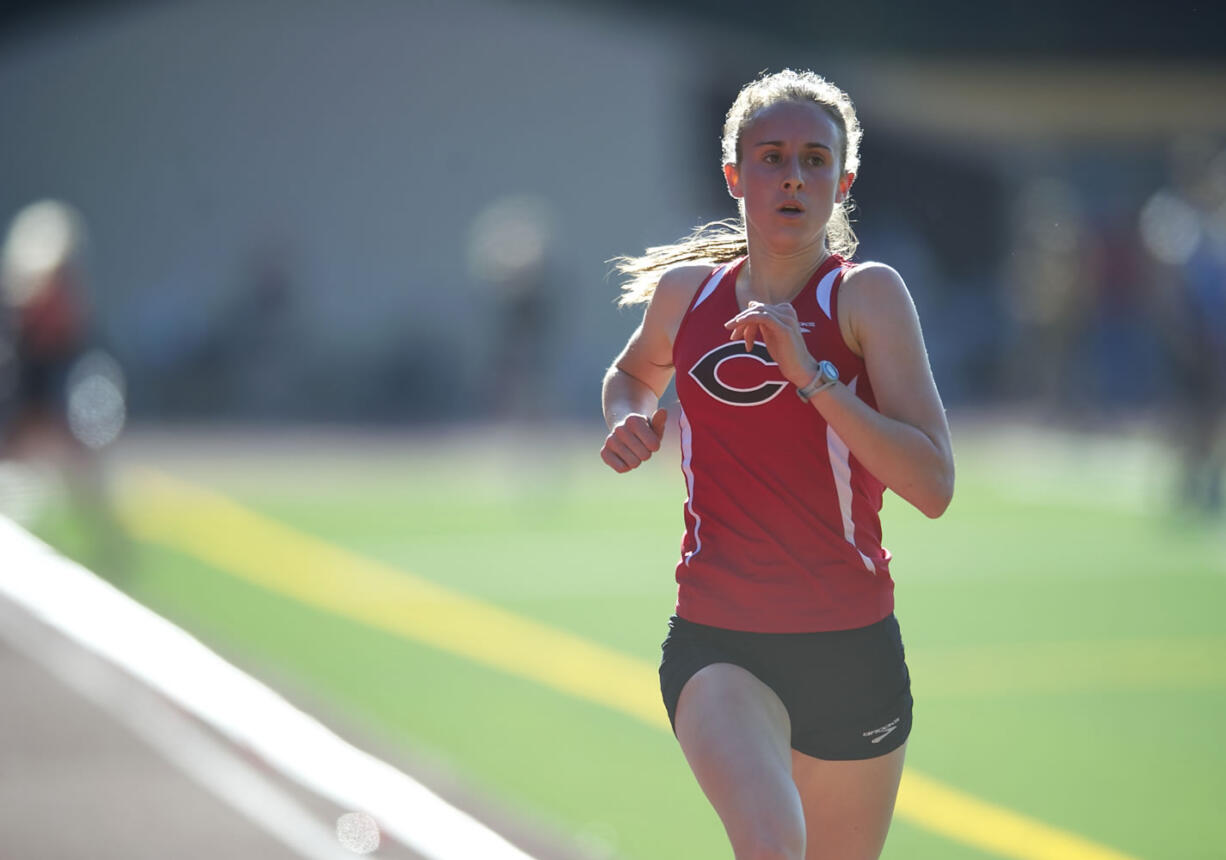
top-left (653, 263), bottom-right (717, 309)
top-left (841, 261), bottom-right (911, 305)
top-left (644, 263), bottom-right (717, 341)
top-left (612, 262), bottom-right (716, 389)
top-left (838, 261), bottom-right (918, 354)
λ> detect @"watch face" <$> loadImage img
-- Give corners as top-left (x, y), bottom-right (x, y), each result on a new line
top-left (820, 360), bottom-right (839, 383)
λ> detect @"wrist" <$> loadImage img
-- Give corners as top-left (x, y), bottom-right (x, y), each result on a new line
top-left (790, 358), bottom-right (820, 390)
top-left (795, 360), bottom-right (840, 402)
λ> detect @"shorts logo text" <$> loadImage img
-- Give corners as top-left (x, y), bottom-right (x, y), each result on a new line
top-left (863, 717), bottom-right (901, 744)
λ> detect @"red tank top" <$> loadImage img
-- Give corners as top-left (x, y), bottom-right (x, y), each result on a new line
top-left (671, 255), bottom-right (893, 633)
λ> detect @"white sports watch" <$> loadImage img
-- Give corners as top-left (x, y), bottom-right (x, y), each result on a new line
top-left (796, 360), bottom-right (839, 401)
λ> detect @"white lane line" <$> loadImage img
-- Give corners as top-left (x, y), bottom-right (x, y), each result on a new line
top-left (0, 515), bottom-right (540, 860)
top-left (0, 601), bottom-right (354, 860)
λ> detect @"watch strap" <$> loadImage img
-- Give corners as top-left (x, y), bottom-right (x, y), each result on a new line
top-left (796, 360), bottom-right (839, 401)
top-left (796, 370), bottom-right (836, 401)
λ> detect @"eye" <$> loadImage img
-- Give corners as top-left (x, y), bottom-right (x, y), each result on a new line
top-left (806, 154), bottom-right (825, 166)
top-left (762, 152), bottom-right (780, 164)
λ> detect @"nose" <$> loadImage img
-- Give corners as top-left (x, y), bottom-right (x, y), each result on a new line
top-left (782, 156), bottom-right (804, 190)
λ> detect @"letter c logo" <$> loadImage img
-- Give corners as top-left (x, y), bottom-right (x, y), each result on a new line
top-left (688, 342), bottom-right (788, 406)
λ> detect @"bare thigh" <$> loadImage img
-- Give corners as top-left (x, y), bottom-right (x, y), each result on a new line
top-left (791, 743), bottom-right (907, 860)
top-left (674, 663), bottom-right (806, 860)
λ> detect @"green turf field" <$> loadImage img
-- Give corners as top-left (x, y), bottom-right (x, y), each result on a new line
top-left (25, 421), bottom-right (1226, 859)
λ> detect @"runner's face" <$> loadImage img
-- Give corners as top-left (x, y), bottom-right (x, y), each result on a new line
top-left (724, 101), bottom-right (853, 251)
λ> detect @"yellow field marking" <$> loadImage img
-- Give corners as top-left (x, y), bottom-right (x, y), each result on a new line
top-left (897, 771), bottom-right (1138, 860)
top-left (116, 467), bottom-right (1140, 860)
top-left (116, 469), bottom-right (664, 729)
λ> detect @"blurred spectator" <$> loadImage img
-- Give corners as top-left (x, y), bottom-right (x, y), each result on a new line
top-left (467, 195), bottom-right (557, 420)
top-left (1084, 207), bottom-right (1160, 409)
top-left (1000, 176), bottom-right (1094, 415)
top-left (1143, 138), bottom-right (1226, 514)
top-left (0, 199), bottom-right (128, 570)
top-left (1, 199), bottom-right (127, 456)
top-left (181, 240), bottom-right (299, 418)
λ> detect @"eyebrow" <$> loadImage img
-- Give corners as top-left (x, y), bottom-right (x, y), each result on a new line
top-left (752, 140), bottom-right (834, 151)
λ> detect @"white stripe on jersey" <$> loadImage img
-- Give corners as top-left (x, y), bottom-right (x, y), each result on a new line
top-left (691, 262), bottom-right (732, 311)
top-left (679, 410), bottom-right (702, 566)
top-left (815, 267), bottom-right (840, 320)
top-left (680, 263), bottom-right (734, 566)
top-left (826, 376), bottom-right (877, 573)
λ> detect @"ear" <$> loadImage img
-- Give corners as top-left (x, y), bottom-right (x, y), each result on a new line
top-left (835, 171), bottom-right (856, 203)
top-left (724, 162), bottom-right (743, 199)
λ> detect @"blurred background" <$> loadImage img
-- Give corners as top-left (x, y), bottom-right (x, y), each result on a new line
top-left (1, 0), bottom-right (1223, 447)
top-left (1, 2), bottom-right (1225, 859)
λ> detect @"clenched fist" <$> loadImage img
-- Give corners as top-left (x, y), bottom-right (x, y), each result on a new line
top-left (601, 408), bottom-right (668, 473)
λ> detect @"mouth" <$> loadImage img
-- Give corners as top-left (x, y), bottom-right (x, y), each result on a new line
top-left (777, 201), bottom-right (805, 215)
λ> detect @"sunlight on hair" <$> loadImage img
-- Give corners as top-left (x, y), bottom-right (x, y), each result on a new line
top-left (721, 69), bottom-right (861, 175)
top-left (613, 69), bottom-right (864, 306)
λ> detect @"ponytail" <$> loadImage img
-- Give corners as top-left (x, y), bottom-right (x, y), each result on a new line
top-left (611, 219), bottom-right (745, 307)
top-left (612, 202), bottom-right (857, 306)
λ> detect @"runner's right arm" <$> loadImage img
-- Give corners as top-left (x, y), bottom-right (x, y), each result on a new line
top-left (600, 265), bottom-right (711, 473)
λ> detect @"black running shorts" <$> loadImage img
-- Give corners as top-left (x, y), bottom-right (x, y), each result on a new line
top-left (659, 613), bottom-right (913, 760)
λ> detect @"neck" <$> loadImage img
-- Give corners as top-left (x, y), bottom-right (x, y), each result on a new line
top-left (740, 233), bottom-right (830, 304)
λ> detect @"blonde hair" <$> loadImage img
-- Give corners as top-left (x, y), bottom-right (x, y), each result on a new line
top-left (615, 69), bottom-right (862, 306)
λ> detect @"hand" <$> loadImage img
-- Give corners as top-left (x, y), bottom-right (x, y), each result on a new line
top-left (724, 301), bottom-right (817, 387)
top-left (601, 408), bottom-right (668, 473)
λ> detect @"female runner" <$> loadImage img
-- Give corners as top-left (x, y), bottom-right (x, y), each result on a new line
top-left (600, 69), bottom-right (954, 859)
